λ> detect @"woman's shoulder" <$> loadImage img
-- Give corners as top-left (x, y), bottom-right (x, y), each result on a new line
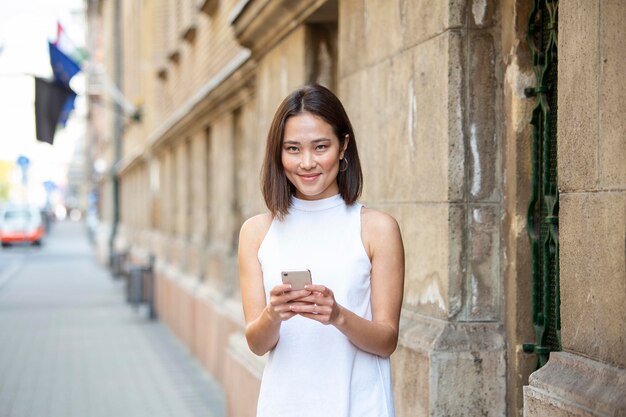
top-left (239, 213), bottom-right (273, 247)
top-left (360, 206), bottom-right (403, 259)
top-left (360, 206), bottom-right (400, 235)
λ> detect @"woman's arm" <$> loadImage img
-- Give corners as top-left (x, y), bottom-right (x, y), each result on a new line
top-left (239, 214), bottom-right (311, 356)
top-left (291, 208), bottom-right (405, 357)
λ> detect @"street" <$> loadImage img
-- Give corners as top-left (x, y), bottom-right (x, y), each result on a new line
top-left (0, 220), bottom-right (225, 417)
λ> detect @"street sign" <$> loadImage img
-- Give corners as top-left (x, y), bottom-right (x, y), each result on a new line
top-left (17, 155), bottom-right (30, 168)
top-left (17, 155), bottom-right (30, 185)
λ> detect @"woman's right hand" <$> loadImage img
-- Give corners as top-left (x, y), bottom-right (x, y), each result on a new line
top-left (266, 284), bottom-right (311, 322)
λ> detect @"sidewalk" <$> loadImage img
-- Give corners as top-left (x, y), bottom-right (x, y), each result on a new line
top-left (0, 220), bottom-right (226, 417)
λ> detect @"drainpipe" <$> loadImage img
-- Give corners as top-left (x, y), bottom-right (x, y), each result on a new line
top-left (109, 0), bottom-right (122, 260)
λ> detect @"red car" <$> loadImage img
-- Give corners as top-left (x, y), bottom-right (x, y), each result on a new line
top-left (0, 205), bottom-right (45, 247)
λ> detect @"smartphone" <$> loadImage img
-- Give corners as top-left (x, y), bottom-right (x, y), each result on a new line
top-left (281, 269), bottom-right (312, 291)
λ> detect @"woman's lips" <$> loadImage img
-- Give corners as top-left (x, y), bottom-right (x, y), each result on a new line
top-left (298, 173), bottom-right (321, 183)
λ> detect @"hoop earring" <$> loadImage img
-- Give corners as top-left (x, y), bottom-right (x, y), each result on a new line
top-left (339, 158), bottom-right (348, 173)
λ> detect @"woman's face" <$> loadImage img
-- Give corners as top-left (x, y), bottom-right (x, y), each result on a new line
top-left (281, 112), bottom-right (347, 201)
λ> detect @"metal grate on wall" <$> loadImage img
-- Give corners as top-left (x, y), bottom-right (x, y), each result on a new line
top-left (523, 0), bottom-right (561, 370)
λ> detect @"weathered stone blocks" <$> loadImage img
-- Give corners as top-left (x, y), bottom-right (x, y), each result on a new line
top-left (395, 313), bottom-right (506, 417)
top-left (466, 204), bottom-right (500, 320)
top-left (343, 31), bottom-right (465, 204)
top-left (560, 192), bottom-right (626, 368)
top-left (380, 202), bottom-right (450, 319)
top-left (559, 0), bottom-right (600, 192)
top-left (468, 30), bottom-right (499, 203)
top-left (524, 352), bottom-right (626, 417)
top-left (598, 0), bottom-right (626, 190)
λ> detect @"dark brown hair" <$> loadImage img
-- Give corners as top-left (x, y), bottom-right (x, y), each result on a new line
top-left (261, 84), bottom-right (363, 219)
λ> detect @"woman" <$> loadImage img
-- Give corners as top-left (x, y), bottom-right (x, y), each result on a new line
top-left (239, 84), bottom-right (404, 417)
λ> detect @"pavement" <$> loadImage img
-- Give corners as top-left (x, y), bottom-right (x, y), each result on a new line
top-left (0, 220), bottom-right (226, 417)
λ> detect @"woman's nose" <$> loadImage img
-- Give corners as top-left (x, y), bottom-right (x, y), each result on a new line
top-left (299, 151), bottom-right (316, 169)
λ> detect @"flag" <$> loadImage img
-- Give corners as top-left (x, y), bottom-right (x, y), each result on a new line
top-left (49, 42), bottom-right (81, 87)
top-left (34, 77), bottom-right (76, 145)
top-left (55, 22), bottom-right (89, 64)
top-left (48, 41), bottom-right (80, 127)
top-left (52, 22), bottom-right (87, 127)
top-left (57, 93), bottom-right (76, 127)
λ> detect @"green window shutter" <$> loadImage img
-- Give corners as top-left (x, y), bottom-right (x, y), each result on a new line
top-left (523, 0), bottom-right (561, 371)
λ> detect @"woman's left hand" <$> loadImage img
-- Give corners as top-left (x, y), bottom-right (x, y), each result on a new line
top-left (289, 284), bottom-right (342, 325)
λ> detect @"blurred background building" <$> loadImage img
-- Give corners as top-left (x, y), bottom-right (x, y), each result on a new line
top-left (86, 1), bottom-right (625, 417)
top-left (0, 0), bottom-right (88, 220)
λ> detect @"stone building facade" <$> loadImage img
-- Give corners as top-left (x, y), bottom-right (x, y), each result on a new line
top-left (88, 1), bottom-right (625, 416)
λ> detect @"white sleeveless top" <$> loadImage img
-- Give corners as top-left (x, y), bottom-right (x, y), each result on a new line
top-left (256, 194), bottom-right (395, 417)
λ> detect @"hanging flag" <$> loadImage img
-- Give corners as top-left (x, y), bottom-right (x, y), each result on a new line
top-left (48, 40), bottom-right (81, 127)
top-left (57, 93), bottom-right (76, 127)
top-left (54, 21), bottom-right (89, 64)
top-left (49, 42), bottom-right (81, 87)
top-left (52, 21), bottom-right (87, 127)
top-left (34, 77), bottom-right (76, 145)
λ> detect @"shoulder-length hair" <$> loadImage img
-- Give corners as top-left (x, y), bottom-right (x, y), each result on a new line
top-left (261, 84), bottom-right (363, 219)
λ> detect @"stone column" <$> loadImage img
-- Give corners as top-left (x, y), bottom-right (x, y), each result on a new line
top-left (205, 112), bottom-right (235, 293)
top-left (339, 1), bottom-right (506, 415)
top-left (163, 148), bottom-right (175, 262)
top-left (174, 139), bottom-right (189, 270)
top-left (237, 98), bottom-right (263, 222)
top-left (187, 130), bottom-right (208, 279)
top-left (523, 1), bottom-right (626, 415)
top-left (154, 152), bottom-right (169, 261)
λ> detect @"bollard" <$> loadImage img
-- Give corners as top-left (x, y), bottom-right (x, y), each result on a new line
top-left (127, 264), bottom-right (144, 306)
top-left (125, 256), bottom-right (157, 320)
top-left (109, 251), bottom-right (119, 276)
top-left (110, 250), bottom-right (129, 279)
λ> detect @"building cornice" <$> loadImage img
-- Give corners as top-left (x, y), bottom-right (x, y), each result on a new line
top-left (230, 0), bottom-right (328, 58)
top-left (116, 148), bottom-right (145, 177)
top-left (147, 49), bottom-right (254, 153)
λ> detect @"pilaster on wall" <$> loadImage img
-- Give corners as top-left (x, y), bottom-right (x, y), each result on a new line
top-left (395, 313), bottom-right (506, 417)
top-left (339, 0), bottom-right (506, 415)
top-left (340, 0), bottom-right (503, 319)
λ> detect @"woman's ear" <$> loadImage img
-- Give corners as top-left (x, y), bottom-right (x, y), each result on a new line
top-left (340, 134), bottom-right (350, 159)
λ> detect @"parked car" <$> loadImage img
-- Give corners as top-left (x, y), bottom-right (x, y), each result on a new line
top-left (0, 205), bottom-right (45, 247)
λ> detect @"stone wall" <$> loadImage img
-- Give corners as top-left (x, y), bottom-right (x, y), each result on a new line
top-left (91, 1), bottom-right (625, 417)
top-left (523, 1), bottom-right (626, 416)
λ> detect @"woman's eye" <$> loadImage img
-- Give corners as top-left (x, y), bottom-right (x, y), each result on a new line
top-left (286, 146), bottom-right (299, 152)
top-left (316, 144), bottom-right (328, 151)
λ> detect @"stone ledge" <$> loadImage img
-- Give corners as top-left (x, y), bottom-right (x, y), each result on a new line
top-left (399, 310), bottom-right (448, 352)
top-left (230, 0), bottom-right (328, 57)
top-left (194, 282), bottom-right (246, 333)
top-left (399, 310), bottom-right (505, 353)
top-left (396, 311), bottom-right (506, 416)
top-left (227, 331), bottom-right (266, 379)
top-left (524, 352), bottom-right (626, 417)
top-left (154, 261), bottom-right (200, 290)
